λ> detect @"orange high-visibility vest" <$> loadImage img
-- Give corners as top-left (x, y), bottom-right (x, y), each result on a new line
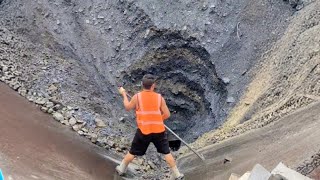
top-left (136, 91), bottom-right (165, 135)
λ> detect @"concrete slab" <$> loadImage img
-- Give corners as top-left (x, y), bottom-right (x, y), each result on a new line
top-left (239, 172), bottom-right (251, 180)
top-left (229, 173), bottom-right (240, 180)
top-left (248, 164), bottom-right (271, 180)
top-left (271, 162), bottom-right (312, 180)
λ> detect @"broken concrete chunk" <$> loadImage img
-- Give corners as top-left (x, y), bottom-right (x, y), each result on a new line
top-left (248, 164), bottom-right (271, 180)
top-left (239, 172), bottom-right (251, 180)
top-left (229, 173), bottom-right (241, 180)
top-left (271, 162), bottom-right (312, 180)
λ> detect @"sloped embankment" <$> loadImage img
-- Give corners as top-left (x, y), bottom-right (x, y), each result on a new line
top-left (186, 0), bottom-right (320, 176)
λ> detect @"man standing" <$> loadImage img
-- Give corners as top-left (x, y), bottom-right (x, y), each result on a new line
top-left (116, 74), bottom-right (184, 179)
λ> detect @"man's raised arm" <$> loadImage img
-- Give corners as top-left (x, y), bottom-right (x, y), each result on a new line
top-left (119, 87), bottom-right (136, 111)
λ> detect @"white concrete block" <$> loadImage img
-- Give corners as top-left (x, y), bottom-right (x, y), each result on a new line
top-left (271, 162), bottom-right (312, 180)
top-left (229, 173), bottom-right (240, 180)
top-left (239, 172), bottom-right (251, 180)
top-left (248, 164), bottom-right (271, 180)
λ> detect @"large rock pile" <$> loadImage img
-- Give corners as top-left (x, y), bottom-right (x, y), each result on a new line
top-left (0, 27), bottom-right (163, 177)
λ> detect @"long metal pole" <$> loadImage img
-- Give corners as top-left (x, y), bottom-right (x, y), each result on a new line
top-left (125, 92), bottom-right (205, 162)
top-left (164, 124), bottom-right (205, 161)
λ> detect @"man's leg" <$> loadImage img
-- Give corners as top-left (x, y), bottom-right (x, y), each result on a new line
top-left (164, 153), bottom-right (184, 179)
top-left (116, 129), bottom-right (149, 175)
top-left (153, 132), bottom-right (184, 179)
top-left (116, 152), bottom-right (135, 175)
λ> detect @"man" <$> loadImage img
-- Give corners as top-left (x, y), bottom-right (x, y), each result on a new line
top-left (116, 74), bottom-right (184, 179)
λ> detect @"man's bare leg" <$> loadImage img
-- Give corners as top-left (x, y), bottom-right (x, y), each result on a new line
top-left (116, 152), bottom-right (135, 175)
top-left (165, 153), bottom-right (184, 179)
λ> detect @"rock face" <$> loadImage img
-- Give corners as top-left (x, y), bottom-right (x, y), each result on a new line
top-left (0, 0), bottom-right (296, 141)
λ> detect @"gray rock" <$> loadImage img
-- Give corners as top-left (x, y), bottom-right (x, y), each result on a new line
top-left (76, 119), bottom-right (85, 123)
top-left (97, 15), bottom-right (104, 19)
top-left (77, 130), bottom-right (84, 135)
top-left (107, 140), bottom-right (115, 148)
top-left (35, 98), bottom-right (47, 105)
top-left (119, 116), bottom-right (125, 122)
top-left (53, 104), bottom-right (63, 111)
top-left (63, 111), bottom-right (73, 119)
top-left (72, 124), bottom-right (81, 131)
top-left (81, 128), bottom-right (88, 133)
top-left (13, 83), bottom-right (21, 91)
top-left (41, 106), bottom-right (48, 112)
top-left (222, 77), bottom-right (231, 84)
top-left (68, 117), bottom-right (77, 126)
top-left (61, 120), bottom-right (69, 126)
top-left (148, 161), bottom-right (156, 169)
top-left (2, 65), bottom-right (8, 72)
top-left (47, 108), bottom-right (54, 114)
top-left (45, 101), bottom-right (54, 108)
top-left (97, 137), bottom-right (108, 146)
top-left (48, 84), bottom-right (58, 92)
top-left (18, 88), bottom-right (27, 97)
top-left (95, 118), bottom-right (107, 127)
top-left (53, 112), bottom-right (64, 121)
top-left (296, 4), bottom-right (304, 10)
top-left (227, 97), bottom-right (235, 103)
top-left (90, 133), bottom-right (98, 143)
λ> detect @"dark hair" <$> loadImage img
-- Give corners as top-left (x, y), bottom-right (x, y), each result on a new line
top-left (142, 74), bottom-right (156, 89)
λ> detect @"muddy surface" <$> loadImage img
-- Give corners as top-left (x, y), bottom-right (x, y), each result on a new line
top-left (0, 83), bottom-right (124, 180)
top-left (178, 101), bottom-right (320, 180)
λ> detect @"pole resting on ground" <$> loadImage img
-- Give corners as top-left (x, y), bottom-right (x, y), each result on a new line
top-left (164, 124), bottom-right (206, 162)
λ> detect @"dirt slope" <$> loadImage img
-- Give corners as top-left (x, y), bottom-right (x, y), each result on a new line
top-left (189, 0), bottom-right (320, 151)
top-left (178, 101), bottom-right (320, 180)
top-left (0, 83), bottom-right (124, 180)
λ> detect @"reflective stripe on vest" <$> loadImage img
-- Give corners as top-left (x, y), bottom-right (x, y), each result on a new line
top-left (136, 91), bottom-right (165, 135)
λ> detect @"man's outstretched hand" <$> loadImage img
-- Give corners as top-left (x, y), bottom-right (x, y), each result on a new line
top-left (118, 87), bottom-right (126, 96)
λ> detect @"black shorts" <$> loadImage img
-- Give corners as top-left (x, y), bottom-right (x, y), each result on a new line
top-left (129, 129), bottom-right (170, 156)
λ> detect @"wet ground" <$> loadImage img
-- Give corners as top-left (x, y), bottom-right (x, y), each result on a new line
top-left (0, 83), bottom-right (125, 180)
top-left (178, 101), bottom-right (320, 180)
